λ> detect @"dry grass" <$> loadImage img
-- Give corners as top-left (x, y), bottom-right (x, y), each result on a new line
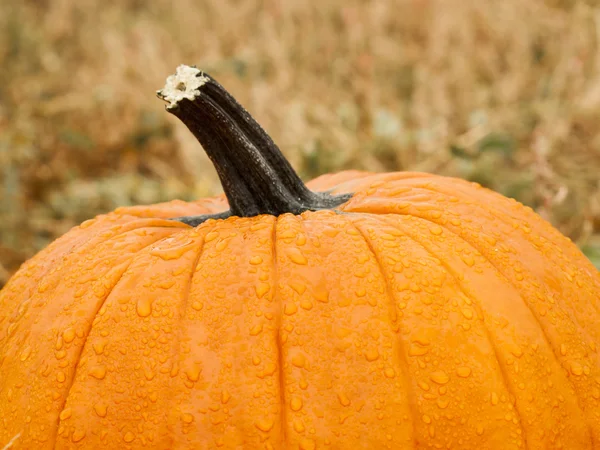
top-left (1, 0), bottom-right (600, 286)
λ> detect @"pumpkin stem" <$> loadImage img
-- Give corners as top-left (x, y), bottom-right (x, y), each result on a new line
top-left (157, 65), bottom-right (350, 226)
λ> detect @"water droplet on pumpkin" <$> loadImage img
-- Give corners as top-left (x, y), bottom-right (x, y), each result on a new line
top-left (570, 362), bottom-right (583, 376)
top-left (144, 368), bottom-right (155, 380)
top-left (71, 429), bottom-right (86, 442)
top-left (365, 349), bottom-right (380, 362)
top-left (300, 299), bottom-right (313, 310)
top-left (286, 248), bottom-right (308, 265)
top-left (430, 371), bottom-right (450, 385)
top-left (460, 254), bottom-right (475, 267)
top-left (448, 217), bottom-right (461, 226)
top-left (409, 283), bottom-right (422, 293)
top-left (409, 344), bottom-right (429, 356)
top-left (560, 344), bottom-right (567, 356)
top-left (63, 328), bottom-right (76, 343)
top-left (255, 418), bottom-right (274, 432)
top-left (92, 341), bottom-right (106, 355)
top-left (221, 390), bottom-right (231, 404)
top-left (437, 397), bottom-right (450, 409)
top-left (262, 362), bottom-right (277, 376)
top-left (250, 256), bottom-right (263, 265)
top-left (20, 346), bottom-right (32, 361)
top-left (338, 296), bottom-right (352, 307)
top-left (37, 281), bottom-right (51, 293)
top-left (337, 392), bottom-right (351, 406)
top-left (490, 392), bottom-right (499, 405)
top-left (55, 335), bottom-right (64, 351)
top-left (290, 282), bottom-right (307, 295)
top-left (429, 225), bottom-right (443, 236)
top-left (185, 365), bottom-right (202, 382)
top-left (215, 238), bottom-right (232, 252)
top-left (293, 419), bottom-right (305, 433)
top-left (255, 283), bottom-right (270, 298)
top-left (205, 230), bottom-right (219, 242)
top-left (150, 239), bottom-right (195, 260)
top-left (181, 413), bottom-right (194, 424)
top-left (384, 368), bottom-right (395, 378)
top-left (89, 366), bottom-right (107, 380)
top-left (509, 345), bottom-right (523, 358)
top-left (422, 414), bottom-right (432, 424)
top-left (172, 264), bottom-right (187, 276)
top-left (290, 396), bottom-right (303, 411)
top-left (157, 279), bottom-right (176, 290)
top-left (249, 324), bottom-right (263, 336)
top-left (123, 431), bottom-right (136, 443)
top-left (456, 367), bottom-right (472, 378)
top-left (346, 227), bottom-right (361, 236)
top-left (137, 298), bottom-right (152, 317)
top-left (40, 363), bottom-right (51, 377)
top-left (292, 353), bottom-right (306, 368)
top-left (191, 301), bottom-right (203, 311)
top-left (284, 303), bottom-right (298, 316)
top-left (57, 371), bottom-right (66, 383)
top-left (94, 403), bottom-right (108, 417)
top-left (59, 408), bottom-right (72, 421)
top-left (461, 308), bottom-right (473, 319)
top-left (314, 290), bottom-right (329, 303)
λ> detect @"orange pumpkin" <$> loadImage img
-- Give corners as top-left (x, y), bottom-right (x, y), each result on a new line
top-left (1, 65), bottom-right (599, 449)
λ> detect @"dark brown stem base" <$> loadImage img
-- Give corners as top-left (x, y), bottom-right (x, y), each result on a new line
top-left (158, 69), bottom-right (351, 226)
top-left (172, 210), bottom-right (232, 227)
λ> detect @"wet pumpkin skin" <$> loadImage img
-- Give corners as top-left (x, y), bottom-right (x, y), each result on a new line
top-left (1, 67), bottom-right (600, 449)
top-left (2, 171), bottom-right (600, 449)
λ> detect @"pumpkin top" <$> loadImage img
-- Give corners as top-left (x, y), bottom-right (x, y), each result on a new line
top-left (156, 65), bottom-right (351, 226)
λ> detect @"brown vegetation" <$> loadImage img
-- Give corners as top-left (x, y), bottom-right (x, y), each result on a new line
top-left (1, 0), bottom-right (600, 287)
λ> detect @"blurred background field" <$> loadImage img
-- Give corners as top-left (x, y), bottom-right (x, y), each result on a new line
top-left (1, 0), bottom-right (600, 287)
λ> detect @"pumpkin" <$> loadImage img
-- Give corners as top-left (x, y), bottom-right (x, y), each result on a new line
top-left (1, 64), bottom-right (599, 450)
